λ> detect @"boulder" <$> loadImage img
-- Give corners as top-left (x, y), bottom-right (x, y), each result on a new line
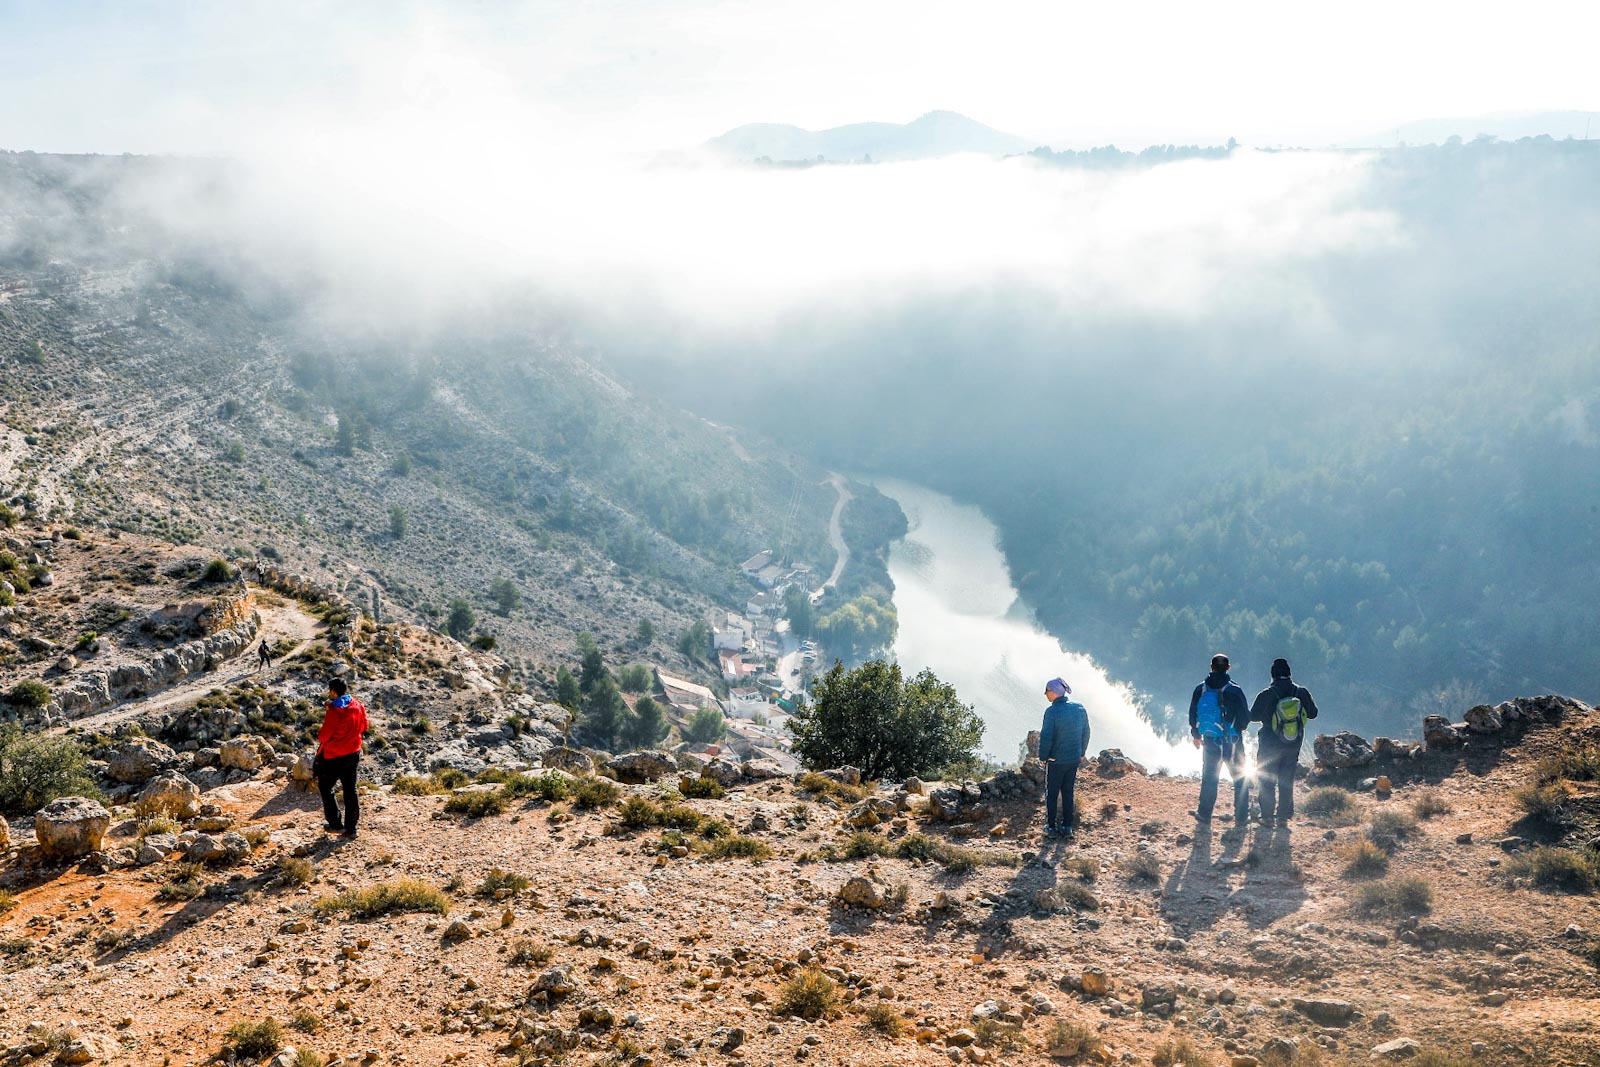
top-left (532, 963), bottom-right (577, 997)
top-left (1292, 998), bottom-right (1354, 1026)
top-left (1422, 715), bottom-right (1466, 750)
top-left (1080, 968), bottom-right (1112, 997)
top-left (219, 735), bottom-right (274, 772)
top-left (135, 771), bottom-right (201, 819)
top-left (701, 758), bottom-right (744, 789)
top-left (35, 796), bottom-right (112, 861)
top-left (902, 776), bottom-right (926, 796)
top-left (837, 876), bottom-right (883, 909)
top-left (1371, 1038), bottom-right (1421, 1060)
top-left (266, 1050), bottom-right (302, 1067)
top-left (844, 797), bottom-right (899, 828)
top-left (106, 738), bottom-right (178, 783)
top-left (189, 830), bottom-right (250, 865)
top-left (605, 751), bottom-right (678, 783)
top-left (1373, 737), bottom-right (1421, 760)
top-left (289, 752), bottom-right (316, 788)
top-left (1313, 732), bottom-right (1376, 769)
top-left (1096, 748), bottom-right (1147, 776)
top-left (542, 747), bottom-right (596, 774)
top-left (740, 759), bottom-right (786, 781)
top-left (1464, 704), bottom-right (1503, 733)
top-left (829, 766), bottom-right (863, 787)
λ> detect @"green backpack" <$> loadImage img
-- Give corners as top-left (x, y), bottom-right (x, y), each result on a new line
top-left (1271, 692), bottom-right (1307, 742)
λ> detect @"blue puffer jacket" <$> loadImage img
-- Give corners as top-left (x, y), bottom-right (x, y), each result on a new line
top-left (1038, 696), bottom-right (1091, 764)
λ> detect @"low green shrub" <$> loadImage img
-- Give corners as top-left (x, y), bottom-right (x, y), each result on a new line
top-left (443, 790), bottom-right (507, 818)
top-left (1354, 876), bottom-right (1433, 916)
top-left (315, 878), bottom-right (450, 920)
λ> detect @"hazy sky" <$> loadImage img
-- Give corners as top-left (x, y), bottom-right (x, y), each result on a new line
top-left (2, 0), bottom-right (1598, 155)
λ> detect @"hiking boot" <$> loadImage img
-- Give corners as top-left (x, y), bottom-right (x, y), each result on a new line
top-left (322, 823), bottom-right (343, 833)
top-left (340, 828), bottom-right (358, 839)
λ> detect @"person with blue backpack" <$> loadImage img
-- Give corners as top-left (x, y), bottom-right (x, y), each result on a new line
top-left (1037, 677), bottom-right (1090, 839)
top-left (1249, 657), bottom-right (1319, 827)
top-left (1187, 653), bottom-right (1251, 828)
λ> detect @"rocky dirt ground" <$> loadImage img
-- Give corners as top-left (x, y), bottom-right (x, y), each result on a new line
top-left (2, 691), bottom-right (1598, 1067)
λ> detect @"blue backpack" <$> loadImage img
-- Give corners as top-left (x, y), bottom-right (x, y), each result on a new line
top-left (1196, 685), bottom-right (1229, 741)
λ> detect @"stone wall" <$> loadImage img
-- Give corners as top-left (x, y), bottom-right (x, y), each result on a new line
top-left (253, 560), bottom-right (360, 649)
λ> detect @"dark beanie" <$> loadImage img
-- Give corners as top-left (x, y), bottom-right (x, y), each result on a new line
top-left (1271, 658), bottom-right (1291, 679)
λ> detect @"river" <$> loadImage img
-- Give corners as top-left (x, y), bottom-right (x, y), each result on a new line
top-left (874, 478), bottom-right (1199, 774)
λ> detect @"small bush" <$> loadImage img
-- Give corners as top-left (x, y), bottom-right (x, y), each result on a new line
top-left (289, 1008), bottom-right (320, 1033)
top-left (700, 835), bottom-right (772, 860)
top-left (391, 775), bottom-right (446, 796)
top-left (502, 771), bottom-right (570, 802)
top-left (1043, 1019), bottom-right (1103, 1061)
top-left (4, 680), bottom-right (51, 708)
top-left (275, 857), bottom-right (314, 887)
top-left (0, 889), bottom-right (15, 914)
top-left (1152, 1038), bottom-right (1213, 1067)
top-left (509, 938), bottom-right (555, 966)
top-left (222, 1019), bottom-right (281, 1059)
top-left (315, 878), bottom-right (450, 920)
top-left (1036, 883), bottom-right (1100, 912)
top-left (1411, 790), bottom-right (1452, 820)
top-left (201, 558), bottom-right (236, 583)
top-left (1533, 744), bottom-right (1600, 784)
top-left (618, 796), bottom-right (665, 829)
top-left (1513, 781), bottom-right (1573, 824)
top-left (1065, 855), bottom-right (1098, 881)
top-left (1355, 876), bottom-right (1433, 916)
top-left (572, 775), bottom-right (621, 809)
top-left (1119, 851), bottom-right (1163, 882)
top-left (1504, 846), bottom-right (1600, 894)
top-left (476, 869), bottom-right (532, 897)
top-left (798, 771), bottom-right (872, 803)
top-left (973, 1018), bottom-right (1025, 1050)
top-left (862, 1002), bottom-right (908, 1036)
top-left (775, 968), bottom-right (842, 1020)
top-left (432, 768), bottom-right (471, 789)
top-left (1367, 809), bottom-right (1420, 852)
top-left (1303, 787), bottom-right (1354, 817)
top-left (156, 863), bottom-right (207, 901)
top-left (893, 832), bottom-right (1013, 872)
top-left (1338, 839), bottom-right (1391, 878)
top-left (443, 790), bottom-right (507, 818)
top-left (1098, 801), bottom-right (1120, 823)
top-left (837, 831), bottom-right (895, 860)
top-left (680, 775), bottom-right (725, 799)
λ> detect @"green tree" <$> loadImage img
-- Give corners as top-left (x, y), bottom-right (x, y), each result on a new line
top-left (392, 452), bottom-right (413, 476)
top-left (622, 696), bottom-right (670, 750)
top-left (635, 618), bottom-right (655, 646)
top-left (784, 586), bottom-right (816, 639)
top-left (815, 595), bottom-right (897, 663)
top-left (335, 412), bottom-right (357, 456)
top-left (489, 577), bottom-right (521, 616)
top-left (0, 724), bottom-right (99, 816)
top-left (577, 633), bottom-right (607, 693)
top-left (445, 598), bottom-right (475, 640)
top-left (555, 665), bottom-right (581, 709)
top-left (618, 664), bottom-right (652, 693)
top-left (389, 505), bottom-right (408, 540)
top-left (677, 620), bottom-right (711, 661)
top-left (790, 660), bottom-right (983, 780)
top-left (683, 707), bottom-right (727, 745)
top-left (581, 674), bottom-right (627, 749)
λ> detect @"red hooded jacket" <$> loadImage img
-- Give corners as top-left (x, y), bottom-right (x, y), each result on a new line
top-left (317, 696), bottom-right (369, 759)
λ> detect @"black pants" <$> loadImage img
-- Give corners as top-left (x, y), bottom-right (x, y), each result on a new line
top-left (1045, 760), bottom-right (1080, 829)
top-left (1257, 738), bottom-right (1300, 822)
top-left (317, 752), bottom-right (360, 831)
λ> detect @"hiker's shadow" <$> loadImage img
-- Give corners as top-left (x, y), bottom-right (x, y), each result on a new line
top-left (1160, 828), bottom-right (1228, 933)
top-left (1229, 824), bottom-right (1308, 928)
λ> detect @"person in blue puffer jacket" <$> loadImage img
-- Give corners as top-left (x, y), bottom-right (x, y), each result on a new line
top-left (1037, 677), bottom-right (1091, 838)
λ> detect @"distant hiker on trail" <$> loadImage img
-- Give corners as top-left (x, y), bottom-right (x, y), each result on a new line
top-left (1038, 677), bottom-right (1090, 839)
top-left (1250, 657), bottom-right (1319, 828)
top-left (257, 641), bottom-right (272, 671)
top-left (315, 677), bottom-right (368, 839)
top-left (1188, 653), bottom-right (1251, 828)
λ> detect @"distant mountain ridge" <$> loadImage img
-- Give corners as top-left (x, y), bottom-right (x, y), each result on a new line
top-left (1349, 109), bottom-right (1597, 147)
top-left (705, 110), bottom-right (1037, 163)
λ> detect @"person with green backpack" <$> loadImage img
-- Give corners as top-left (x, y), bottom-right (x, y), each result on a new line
top-left (1250, 657), bottom-right (1320, 827)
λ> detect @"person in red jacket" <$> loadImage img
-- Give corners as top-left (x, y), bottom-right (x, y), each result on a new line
top-left (315, 677), bottom-right (368, 838)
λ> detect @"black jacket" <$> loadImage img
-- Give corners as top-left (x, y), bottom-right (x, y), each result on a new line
top-left (1250, 677), bottom-right (1319, 745)
top-left (1188, 671), bottom-right (1251, 739)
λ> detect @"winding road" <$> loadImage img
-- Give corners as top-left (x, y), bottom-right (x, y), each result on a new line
top-left (822, 473), bottom-right (852, 591)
